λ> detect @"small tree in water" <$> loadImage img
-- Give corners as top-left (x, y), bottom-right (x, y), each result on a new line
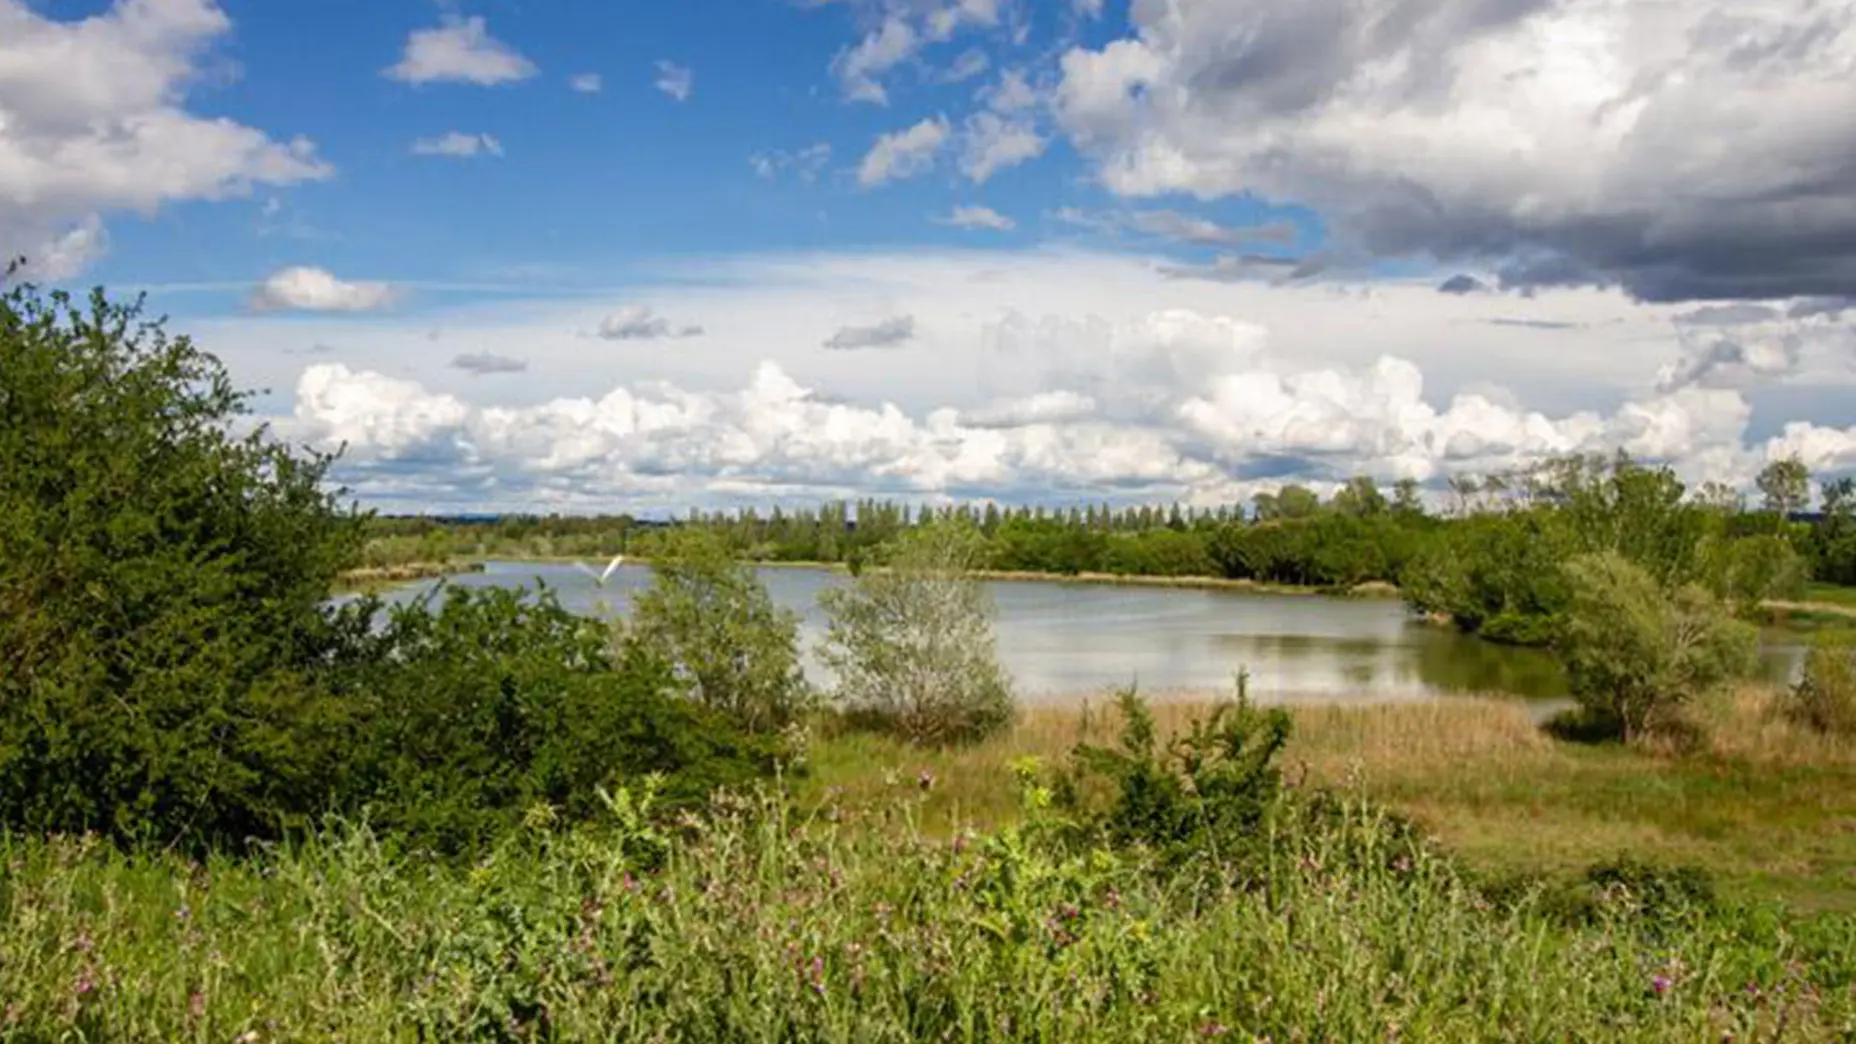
top-left (1559, 552), bottom-right (1759, 742)
top-left (819, 521), bottom-right (1015, 744)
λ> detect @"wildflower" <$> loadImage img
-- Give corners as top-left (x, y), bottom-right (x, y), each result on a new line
top-left (1651, 974), bottom-right (1673, 996)
top-left (918, 767), bottom-right (936, 791)
top-left (189, 990), bottom-right (206, 1020)
top-left (1392, 856), bottom-right (1412, 874)
top-left (1199, 1021), bottom-right (1229, 1037)
top-left (73, 969), bottom-right (96, 996)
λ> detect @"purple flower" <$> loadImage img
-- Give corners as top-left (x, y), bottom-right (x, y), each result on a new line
top-left (1651, 974), bottom-right (1673, 996)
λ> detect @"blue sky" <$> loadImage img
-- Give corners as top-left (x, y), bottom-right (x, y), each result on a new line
top-left (88, 0), bottom-right (1312, 300)
top-left (4, 0), bottom-right (1854, 511)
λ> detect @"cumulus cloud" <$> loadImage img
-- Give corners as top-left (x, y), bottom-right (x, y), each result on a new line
top-left (410, 132), bottom-right (503, 158)
top-left (569, 72), bottom-right (603, 93)
top-left (595, 306), bottom-right (703, 341)
top-left (286, 303), bottom-right (1843, 512)
top-left (0, 0), bottom-right (330, 277)
top-left (751, 142), bottom-right (833, 182)
top-left (1657, 307), bottom-right (1856, 392)
top-left (654, 61), bottom-right (693, 101)
top-left (979, 68), bottom-right (1039, 113)
top-left (824, 316), bottom-right (917, 350)
top-left (831, 16), bottom-right (917, 104)
top-left (385, 15), bottom-right (536, 86)
top-left (858, 117), bottom-right (950, 186)
top-left (1054, 0), bottom-right (1856, 302)
top-left (938, 48), bottom-right (991, 84)
top-left (451, 352), bottom-right (528, 376)
top-left (959, 111), bottom-right (1045, 183)
top-left (938, 205), bottom-right (1015, 231)
top-left (250, 267), bottom-right (397, 313)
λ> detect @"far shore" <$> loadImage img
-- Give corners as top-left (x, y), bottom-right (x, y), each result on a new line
top-left (440, 553), bottom-right (1404, 599)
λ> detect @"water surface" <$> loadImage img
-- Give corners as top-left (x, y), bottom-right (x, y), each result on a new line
top-left (365, 561), bottom-right (1805, 705)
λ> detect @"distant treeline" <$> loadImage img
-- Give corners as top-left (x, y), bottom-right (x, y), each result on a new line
top-left (360, 454), bottom-right (1856, 643)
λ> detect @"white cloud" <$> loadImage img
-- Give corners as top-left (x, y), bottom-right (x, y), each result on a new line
top-left (282, 302), bottom-right (1800, 512)
top-left (1053, 0), bottom-right (1856, 303)
top-left (831, 16), bottom-right (917, 105)
top-left (980, 68), bottom-right (1038, 113)
top-left (1072, 0), bottom-right (1104, 18)
top-left (595, 306), bottom-right (703, 340)
top-left (569, 72), bottom-right (603, 93)
top-left (250, 267), bottom-right (397, 313)
top-left (858, 116), bottom-right (950, 186)
top-left (938, 205), bottom-right (1015, 231)
top-left (410, 132), bottom-right (504, 159)
top-left (654, 61), bottom-right (693, 102)
top-left (385, 16), bottom-right (536, 86)
top-left (938, 48), bottom-right (990, 84)
top-left (0, 0), bottom-right (330, 277)
top-left (959, 111), bottom-right (1045, 183)
top-left (752, 142), bottom-right (833, 182)
top-left (178, 247), bottom-right (1852, 511)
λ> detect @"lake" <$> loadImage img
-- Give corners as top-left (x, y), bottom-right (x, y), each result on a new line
top-left (364, 561), bottom-right (1808, 705)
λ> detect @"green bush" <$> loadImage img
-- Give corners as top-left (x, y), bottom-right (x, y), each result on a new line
top-left (346, 585), bottom-right (783, 854)
top-left (0, 283), bottom-right (369, 847)
top-left (1559, 552), bottom-right (1760, 741)
top-left (629, 529), bottom-right (812, 732)
top-left (819, 522), bottom-right (1015, 744)
top-left (1055, 685), bottom-right (1291, 874)
top-left (1787, 630), bottom-right (1856, 736)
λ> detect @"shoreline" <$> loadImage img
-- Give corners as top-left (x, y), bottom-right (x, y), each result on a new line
top-left (453, 553), bottom-right (1403, 599)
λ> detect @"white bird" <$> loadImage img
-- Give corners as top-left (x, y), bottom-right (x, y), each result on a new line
top-left (574, 553), bottom-right (626, 585)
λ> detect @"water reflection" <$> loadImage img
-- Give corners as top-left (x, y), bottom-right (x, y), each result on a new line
top-left (359, 561), bottom-right (1805, 705)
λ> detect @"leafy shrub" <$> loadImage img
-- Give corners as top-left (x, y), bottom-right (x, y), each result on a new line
top-left (1054, 684), bottom-right (1291, 874)
top-left (346, 585), bottom-right (782, 854)
top-left (819, 522), bottom-right (1015, 744)
top-left (1559, 552), bottom-right (1760, 741)
top-left (0, 283), bottom-right (370, 847)
top-left (1787, 630), bottom-right (1856, 736)
top-left (629, 529), bottom-right (811, 731)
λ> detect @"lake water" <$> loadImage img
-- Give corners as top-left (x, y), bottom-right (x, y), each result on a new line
top-left (363, 561), bottom-right (1807, 705)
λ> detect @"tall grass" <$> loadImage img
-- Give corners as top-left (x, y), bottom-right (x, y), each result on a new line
top-left (4, 781), bottom-right (1855, 1040)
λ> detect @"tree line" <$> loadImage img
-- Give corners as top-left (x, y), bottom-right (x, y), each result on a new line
top-left (366, 456), bottom-right (1856, 644)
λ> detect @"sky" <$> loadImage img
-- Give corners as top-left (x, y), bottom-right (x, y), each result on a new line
top-left (3, 0), bottom-right (1855, 514)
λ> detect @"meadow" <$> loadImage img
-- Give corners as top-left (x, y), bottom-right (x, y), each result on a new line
top-left (7, 696), bottom-right (1856, 1042)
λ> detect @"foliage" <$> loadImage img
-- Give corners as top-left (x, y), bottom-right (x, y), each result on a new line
top-left (1053, 683), bottom-right (1292, 874)
top-left (4, 784), bottom-right (1856, 1040)
top-left (0, 283), bottom-right (369, 847)
top-left (628, 528), bottom-right (811, 732)
top-left (343, 585), bottom-right (783, 854)
top-left (819, 522), bottom-right (1015, 745)
top-left (1559, 553), bottom-right (1760, 741)
top-left (1757, 456), bottom-right (1811, 519)
top-left (1787, 630), bottom-right (1856, 736)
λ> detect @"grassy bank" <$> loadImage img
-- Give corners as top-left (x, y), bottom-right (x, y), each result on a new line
top-left (5, 774), bottom-right (1855, 1040)
top-left (333, 560), bottom-right (485, 592)
top-left (803, 688), bottom-right (1856, 914)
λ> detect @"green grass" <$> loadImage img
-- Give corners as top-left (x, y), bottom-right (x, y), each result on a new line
top-left (5, 784), bottom-right (1856, 1040)
top-left (1808, 583), bottom-right (1856, 608)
